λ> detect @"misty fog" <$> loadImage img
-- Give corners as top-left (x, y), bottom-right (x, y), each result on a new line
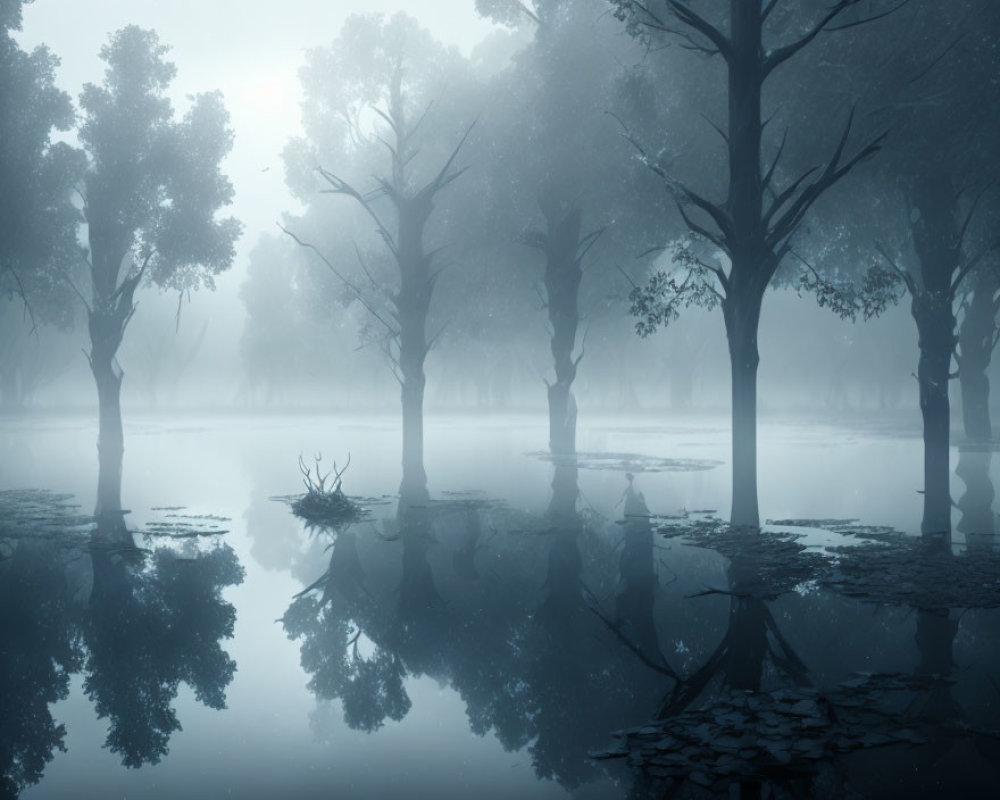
top-left (2, 1), bottom-right (999, 799)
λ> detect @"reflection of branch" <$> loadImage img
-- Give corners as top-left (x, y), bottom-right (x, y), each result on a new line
top-left (279, 223), bottom-right (398, 338)
top-left (583, 584), bottom-right (678, 680)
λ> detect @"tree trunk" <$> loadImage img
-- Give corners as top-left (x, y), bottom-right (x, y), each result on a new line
top-left (91, 319), bottom-right (125, 522)
top-left (724, 289), bottom-right (764, 528)
top-left (722, 2), bottom-right (768, 530)
top-left (542, 204), bottom-right (583, 456)
top-left (958, 269), bottom-right (998, 442)
top-left (909, 171), bottom-right (960, 537)
top-left (396, 196), bottom-right (432, 503)
top-left (916, 313), bottom-right (953, 535)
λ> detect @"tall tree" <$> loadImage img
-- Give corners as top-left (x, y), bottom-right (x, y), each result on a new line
top-left (817, 1), bottom-right (1000, 532)
top-left (474, 0), bottom-right (647, 454)
top-left (612, 0), bottom-right (905, 527)
top-left (0, 0), bottom-right (85, 407)
top-left (78, 26), bottom-right (240, 519)
top-left (283, 14), bottom-right (473, 500)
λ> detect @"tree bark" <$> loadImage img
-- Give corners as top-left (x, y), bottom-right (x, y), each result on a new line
top-left (721, 2), bottom-right (769, 529)
top-left (958, 268), bottom-right (998, 442)
top-left (396, 195), bottom-right (432, 503)
top-left (542, 204), bottom-right (583, 456)
top-left (724, 288), bottom-right (765, 528)
top-left (90, 310), bottom-right (126, 522)
top-left (909, 171), bottom-right (960, 536)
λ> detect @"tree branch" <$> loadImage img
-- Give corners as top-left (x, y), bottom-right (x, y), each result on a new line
top-left (279, 223), bottom-right (399, 337)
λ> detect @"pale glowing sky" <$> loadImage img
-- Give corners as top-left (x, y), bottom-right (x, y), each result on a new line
top-left (16, 0), bottom-right (499, 290)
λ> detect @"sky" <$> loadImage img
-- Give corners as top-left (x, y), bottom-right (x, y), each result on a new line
top-left (15, 1), bottom-right (500, 356)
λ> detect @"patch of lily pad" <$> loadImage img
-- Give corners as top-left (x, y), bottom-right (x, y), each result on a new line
top-left (593, 672), bottom-right (996, 791)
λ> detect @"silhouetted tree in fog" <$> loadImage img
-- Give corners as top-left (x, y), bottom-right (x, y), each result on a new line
top-left (0, 0), bottom-right (85, 409)
top-left (78, 26), bottom-right (239, 519)
top-left (613, 0), bottom-right (907, 527)
top-left (283, 14), bottom-right (473, 499)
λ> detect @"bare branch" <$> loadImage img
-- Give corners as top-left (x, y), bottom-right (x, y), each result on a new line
top-left (279, 223), bottom-right (399, 337)
top-left (1, 265), bottom-right (38, 336)
top-left (676, 198), bottom-right (727, 252)
top-left (876, 242), bottom-right (917, 296)
top-left (427, 120), bottom-right (477, 196)
top-left (316, 166), bottom-right (399, 258)
top-left (764, 0), bottom-right (912, 78)
top-left (768, 110), bottom-right (886, 248)
top-left (761, 127), bottom-right (789, 196)
top-left (663, 0), bottom-right (733, 62)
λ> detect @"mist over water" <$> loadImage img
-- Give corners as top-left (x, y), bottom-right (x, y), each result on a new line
top-left (3, 1), bottom-right (1000, 798)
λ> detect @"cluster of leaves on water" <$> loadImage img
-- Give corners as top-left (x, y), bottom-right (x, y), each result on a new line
top-left (593, 672), bottom-right (983, 792)
top-left (0, 490), bottom-right (92, 552)
top-left (657, 514), bottom-right (827, 600)
top-left (142, 510), bottom-right (231, 539)
top-left (771, 518), bottom-right (1000, 609)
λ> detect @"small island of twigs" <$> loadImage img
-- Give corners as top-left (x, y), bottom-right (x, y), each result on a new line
top-left (291, 452), bottom-right (362, 525)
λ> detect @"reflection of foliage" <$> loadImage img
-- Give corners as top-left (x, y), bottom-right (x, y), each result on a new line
top-left (84, 543), bottom-right (244, 768)
top-left (284, 592), bottom-right (410, 733)
top-left (0, 541), bottom-right (83, 798)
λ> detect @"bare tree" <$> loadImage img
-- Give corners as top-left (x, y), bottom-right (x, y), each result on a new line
top-left (285, 68), bottom-right (471, 501)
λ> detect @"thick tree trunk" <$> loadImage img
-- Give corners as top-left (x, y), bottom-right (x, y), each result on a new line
top-left (542, 204), bottom-right (583, 456)
top-left (396, 197), bottom-right (432, 503)
top-left (399, 362), bottom-right (427, 501)
top-left (958, 269), bottom-right (998, 442)
top-left (916, 315), bottom-right (953, 535)
top-left (909, 171), bottom-right (960, 537)
top-left (93, 351), bottom-right (124, 521)
top-left (89, 302), bottom-right (128, 524)
top-left (724, 290), bottom-right (764, 528)
top-left (722, 3), bottom-right (768, 530)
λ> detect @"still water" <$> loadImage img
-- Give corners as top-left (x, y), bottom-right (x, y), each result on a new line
top-left (1, 413), bottom-right (997, 798)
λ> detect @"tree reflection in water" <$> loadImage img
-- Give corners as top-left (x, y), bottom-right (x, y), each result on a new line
top-left (283, 466), bottom-right (662, 792)
top-left (0, 492), bottom-right (244, 794)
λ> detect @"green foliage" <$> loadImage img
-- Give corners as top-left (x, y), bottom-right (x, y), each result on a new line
top-left (0, 0), bottom-right (85, 330)
top-left (80, 25), bottom-right (241, 296)
top-left (628, 237), bottom-right (722, 337)
top-left (797, 261), bottom-right (903, 323)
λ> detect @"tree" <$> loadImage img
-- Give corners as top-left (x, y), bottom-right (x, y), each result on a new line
top-left (612, 0), bottom-right (906, 527)
top-left (283, 14), bottom-right (473, 500)
top-left (809, 1), bottom-right (1000, 532)
top-left (0, 0), bottom-right (85, 408)
top-left (474, 0), bottom-right (648, 454)
top-left (78, 26), bottom-right (240, 519)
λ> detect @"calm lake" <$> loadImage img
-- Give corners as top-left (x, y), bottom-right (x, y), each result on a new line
top-left (1, 412), bottom-right (997, 798)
